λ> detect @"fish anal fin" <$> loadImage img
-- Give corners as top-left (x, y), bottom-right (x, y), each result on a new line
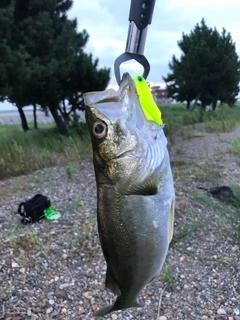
top-left (93, 297), bottom-right (142, 317)
top-left (168, 200), bottom-right (175, 243)
top-left (112, 297), bottom-right (142, 312)
top-left (148, 276), bottom-right (156, 284)
top-left (93, 304), bottom-right (114, 317)
top-left (132, 300), bottom-right (142, 308)
top-left (105, 266), bottom-right (120, 295)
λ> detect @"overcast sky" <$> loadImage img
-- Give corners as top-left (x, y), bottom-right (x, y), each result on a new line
top-left (68, 0), bottom-right (240, 88)
top-left (1, 0), bottom-right (240, 110)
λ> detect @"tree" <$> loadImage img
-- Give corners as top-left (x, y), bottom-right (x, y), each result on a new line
top-left (58, 52), bottom-right (111, 124)
top-left (0, 0), bottom-right (110, 133)
top-left (0, 1), bottom-right (32, 130)
top-left (163, 19), bottom-right (240, 111)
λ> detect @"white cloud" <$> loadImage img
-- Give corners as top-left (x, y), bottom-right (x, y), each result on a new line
top-left (2, 0), bottom-right (240, 110)
top-left (53, 1), bottom-right (240, 87)
top-left (93, 39), bottom-right (124, 52)
top-left (169, 0), bottom-right (240, 8)
top-left (67, 1), bottom-right (240, 87)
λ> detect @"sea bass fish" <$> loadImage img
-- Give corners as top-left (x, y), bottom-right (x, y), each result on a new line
top-left (83, 73), bottom-right (175, 316)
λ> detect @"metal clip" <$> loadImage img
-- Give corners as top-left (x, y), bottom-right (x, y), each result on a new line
top-left (114, 21), bottom-right (150, 85)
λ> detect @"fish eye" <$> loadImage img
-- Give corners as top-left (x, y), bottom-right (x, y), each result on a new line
top-left (92, 121), bottom-right (107, 139)
top-left (137, 76), bottom-right (143, 82)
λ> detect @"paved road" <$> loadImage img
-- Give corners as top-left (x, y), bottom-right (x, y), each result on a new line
top-left (0, 109), bottom-right (85, 125)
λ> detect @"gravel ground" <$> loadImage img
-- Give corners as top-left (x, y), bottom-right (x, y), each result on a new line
top-left (0, 128), bottom-right (240, 320)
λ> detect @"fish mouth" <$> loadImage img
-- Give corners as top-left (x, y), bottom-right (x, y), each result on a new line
top-left (112, 150), bottom-right (134, 160)
top-left (121, 72), bottom-right (134, 86)
top-left (84, 73), bottom-right (136, 123)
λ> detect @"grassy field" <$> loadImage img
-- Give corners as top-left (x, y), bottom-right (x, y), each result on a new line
top-left (0, 122), bottom-right (91, 179)
top-left (0, 103), bottom-right (240, 180)
top-left (160, 102), bottom-right (240, 143)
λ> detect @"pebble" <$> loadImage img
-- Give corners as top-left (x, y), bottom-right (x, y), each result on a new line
top-left (12, 262), bottom-right (19, 268)
top-left (111, 314), bottom-right (118, 320)
top-left (83, 291), bottom-right (93, 299)
top-left (91, 305), bottom-right (98, 312)
top-left (217, 308), bottom-right (226, 315)
top-left (46, 307), bottom-right (53, 314)
top-left (234, 309), bottom-right (240, 315)
top-left (159, 316), bottom-right (167, 320)
top-left (48, 299), bottom-right (54, 305)
top-left (79, 307), bottom-right (85, 314)
top-left (59, 282), bottom-right (74, 289)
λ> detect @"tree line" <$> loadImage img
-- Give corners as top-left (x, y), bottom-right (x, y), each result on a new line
top-left (0, 0), bottom-right (110, 134)
top-left (163, 19), bottom-right (240, 111)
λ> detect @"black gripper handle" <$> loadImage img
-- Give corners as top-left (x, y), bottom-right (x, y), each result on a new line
top-left (129, 0), bottom-right (156, 30)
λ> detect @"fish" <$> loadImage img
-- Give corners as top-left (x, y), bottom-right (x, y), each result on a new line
top-left (83, 72), bottom-right (175, 316)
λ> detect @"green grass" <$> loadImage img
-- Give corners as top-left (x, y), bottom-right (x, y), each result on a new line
top-left (228, 138), bottom-right (240, 156)
top-left (0, 122), bottom-right (91, 179)
top-left (160, 265), bottom-right (176, 290)
top-left (159, 102), bottom-right (240, 143)
top-left (1, 102), bottom-right (240, 179)
top-left (0, 121), bottom-right (56, 134)
top-left (170, 220), bottom-right (202, 248)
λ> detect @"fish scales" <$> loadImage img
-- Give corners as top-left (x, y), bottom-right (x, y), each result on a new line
top-left (84, 72), bottom-right (175, 316)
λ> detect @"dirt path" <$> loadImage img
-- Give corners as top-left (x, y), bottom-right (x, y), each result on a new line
top-left (170, 126), bottom-right (240, 163)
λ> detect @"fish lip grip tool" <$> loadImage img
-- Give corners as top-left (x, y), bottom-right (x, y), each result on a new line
top-left (114, 0), bottom-right (156, 85)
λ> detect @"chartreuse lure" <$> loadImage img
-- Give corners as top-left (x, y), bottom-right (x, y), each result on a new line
top-left (134, 75), bottom-right (163, 125)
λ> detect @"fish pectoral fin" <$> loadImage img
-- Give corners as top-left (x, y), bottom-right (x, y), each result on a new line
top-left (168, 200), bottom-right (175, 244)
top-left (105, 266), bottom-right (121, 295)
top-left (117, 176), bottom-right (159, 196)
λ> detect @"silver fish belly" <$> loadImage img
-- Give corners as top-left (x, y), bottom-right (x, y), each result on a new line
top-left (84, 73), bottom-right (175, 316)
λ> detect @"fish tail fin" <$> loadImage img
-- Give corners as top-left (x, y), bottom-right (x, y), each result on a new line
top-left (93, 297), bottom-right (141, 317)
